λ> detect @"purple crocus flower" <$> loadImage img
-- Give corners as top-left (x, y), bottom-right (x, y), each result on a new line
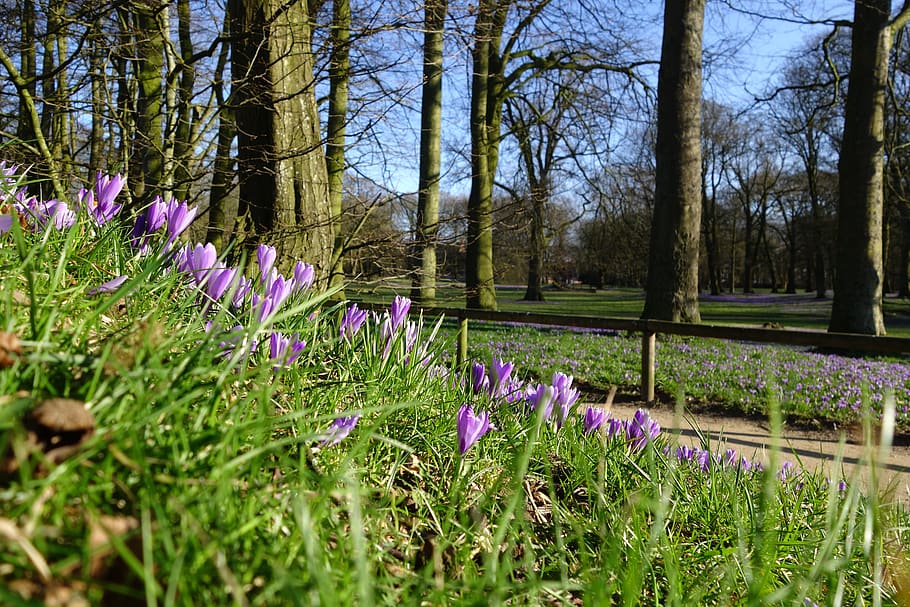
top-left (321, 415), bottom-right (360, 447)
top-left (231, 275), bottom-right (252, 309)
top-left (265, 272), bottom-right (294, 312)
top-left (95, 172), bottom-right (124, 213)
top-left (389, 295), bottom-right (411, 332)
top-left (471, 361), bottom-right (489, 395)
top-left (20, 196), bottom-right (75, 231)
top-left (457, 404), bottom-right (491, 454)
top-left (205, 265), bottom-right (238, 301)
top-left (778, 461), bottom-right (795, 482)
top-left (552, 373), bottom-right (580, 428)
top-left (526, 384), bottom-right (554, 419)
top-left (45, 200), bottom-right (76, 230)
top-left (490, 357), bottom-right (514, 398)
top-left (257, 244), bottom-right (277, 283)
top-left (694, 448), bottom-right (711, 471)
top-left (87, 275), bottom-right (129, 296)
top-left (404, 320), bottom-right (419, 353)
top-left (180, 243), bottom-right (218, 285)
top-left (675, 445), bottom-right (694, 461)
top-left (269, 331), bottom-right (307, 368)
top-left (131, 196), bottom-right (168, 251)
top-left (627, 409), bottom-right (660, 450)
top-left (164, 199), bottom-right (197, 248)
top-left (206, 322), bottom-right (258, 361)
top-left (0, 213), bottom-right (11, 233)
top-left (605, 417), bottom-right (627, 439)
top-left (0, 161), bottom-right (20, 189)
top-left (582, 406), bottom-right (607, 435)
top-left (340, 303), bottom-right (368, 339)
top-left (292, 261), bottom-right (315, 292)
top-left (82, 171), bottom-right (124, 225)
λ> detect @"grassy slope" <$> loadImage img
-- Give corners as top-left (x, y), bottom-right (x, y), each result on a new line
top-left (2, 221), bottom-right (909, 604)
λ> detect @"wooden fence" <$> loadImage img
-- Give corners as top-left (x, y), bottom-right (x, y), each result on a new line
top-left (356, 302), bottom-right (910, 402)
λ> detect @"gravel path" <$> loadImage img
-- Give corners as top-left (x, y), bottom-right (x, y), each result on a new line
top-left (606, 401), bottom-right (910, 503)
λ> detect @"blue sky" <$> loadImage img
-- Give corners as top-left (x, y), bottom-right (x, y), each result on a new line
top-left (363, 1), bottom-right (858, 197)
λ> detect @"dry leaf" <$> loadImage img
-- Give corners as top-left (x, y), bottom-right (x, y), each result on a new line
top-left (25, 398), bottom-right (95, 452)
top-left (87, 514), bottom-right (141, 579)
top-left (0, 331), bottom-right (21, 368)
top-left (2, 399), bottom-right (96, 475)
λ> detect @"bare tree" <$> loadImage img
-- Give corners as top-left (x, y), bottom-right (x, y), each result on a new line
top-left (642, 0), bottom-right (706, 323)
top-left (230, 0), bottom-right (333, 273)
top-left (410, 0), bottom-right (447, 305)
top-left (829, 0), bottom-right (910, 335)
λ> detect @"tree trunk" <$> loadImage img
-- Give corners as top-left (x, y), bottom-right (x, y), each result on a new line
top-left (523, 183), bottom-right (547, 301)
top-left (207, 14), bottom-right (233, 251)
top-left (133, 3), bottom-right (165, 204)
top-left (16, 0), bottom-right (36, 164)
top-left (899, 202), bottom-right (910, 298)
top-left (230, 0), bottom-right (332, 276)
top-left (829, 0), bottom-right (890, 335)
top-left (88, 15), bottom-right (106, 179)
top-left (172, 0), bottom-right (196, 203)
top-left (741, 212), bottom-right (754, 294)
top-left (466, 0), bottom-right (499, 310)
top-left (701, 183), bottom-right (721, 295)
top-left (327, 0), bottom-right (350, 292)
top-left (642, 0), bottom-right (705, 322)
top-left (805, 137), bottom-right (828, 298)
top-left (411, 0), bottom-right (446, 305)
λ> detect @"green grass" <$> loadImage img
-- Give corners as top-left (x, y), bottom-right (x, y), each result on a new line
top-left (2, 188), bottom-right (910, 605)
top-left (350, 281), bottom-right (910, 336)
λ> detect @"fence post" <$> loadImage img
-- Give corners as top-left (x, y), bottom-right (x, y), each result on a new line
top-left (457, 314), bottom-right (468, 365)
top-left (641, 330), bottom-right (656, 403)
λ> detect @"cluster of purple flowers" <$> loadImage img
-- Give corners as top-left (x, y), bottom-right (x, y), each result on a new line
top-left (130, 195), bottom-right (197, 253)
top-left (0, 166), bottom-right (124, 233)
top-left (674, 444), bottom-right (761, 474)
top-left (468, 357), bottom-right (523, 403)
top-left (583, 407), bottom-right (662, 451)
top-left (525, 372), bottom-right (581, 428)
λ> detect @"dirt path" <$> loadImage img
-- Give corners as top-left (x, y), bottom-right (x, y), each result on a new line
top-left (605, 401), bottom-right (910, 502)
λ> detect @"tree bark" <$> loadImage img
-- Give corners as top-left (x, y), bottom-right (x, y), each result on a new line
top-left (524, 183), bottom-right (547, 301)
top-left (411, 0), bottom-right (446, 305)
top-left (133, 3), bottom-right (165, 204)
top-left (327, 0), bottom-right (350, 292)
top-left (16, 0), bottom-right (37, 164)
top-left (642, 0), bottom-right (705, 322)
top-left (466, 0), bottom-right (499, 310)
top-left (207, 13), bottom-right (233, 250)
top-left (829, 0), bottom-right (891, 335)
top-left (172, 0), bottom-right (196, 203)
top-left (230, 0), bottom-right (332, 276)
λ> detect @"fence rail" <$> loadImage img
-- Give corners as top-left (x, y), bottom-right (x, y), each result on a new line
top-left (355, 301), bottom-right (910, 402)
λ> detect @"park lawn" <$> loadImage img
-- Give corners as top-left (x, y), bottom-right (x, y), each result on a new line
top-left (349, 281), bottom-right (910, 336)
top-left (2, 179), bottom-right (910, 605)
top-left (353, 282), bottom-right (910, 429)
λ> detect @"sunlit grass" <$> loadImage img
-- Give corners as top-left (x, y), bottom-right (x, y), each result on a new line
top-left (351, 280), bottom-right (910, 336)
top-left (2, 176), bottom-right (910, 605)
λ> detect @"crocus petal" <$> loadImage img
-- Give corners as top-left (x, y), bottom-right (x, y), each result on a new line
top-left (292, 261), bottom-right (315, 291)
top-left (87, 275), bottom-right (129, 296)
top-left (257, 244), bottom-right (277, 282)
top-left (389, 295), bottom-right (411, 332)
top-left (321, 415), bottom-right (360, 447)
top-left (457, 404), bottom-right (491, 454)
top-left (583, 407), bottom-right (607, 435)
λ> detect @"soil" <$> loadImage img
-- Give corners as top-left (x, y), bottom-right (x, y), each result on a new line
top-left (598, 392), bottom-right (910, 504)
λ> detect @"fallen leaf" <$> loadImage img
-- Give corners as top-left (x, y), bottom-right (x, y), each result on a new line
top-left (25, 398), bottom-right (95, 453)
top-left (0, 331), bottom-right (21, 368)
